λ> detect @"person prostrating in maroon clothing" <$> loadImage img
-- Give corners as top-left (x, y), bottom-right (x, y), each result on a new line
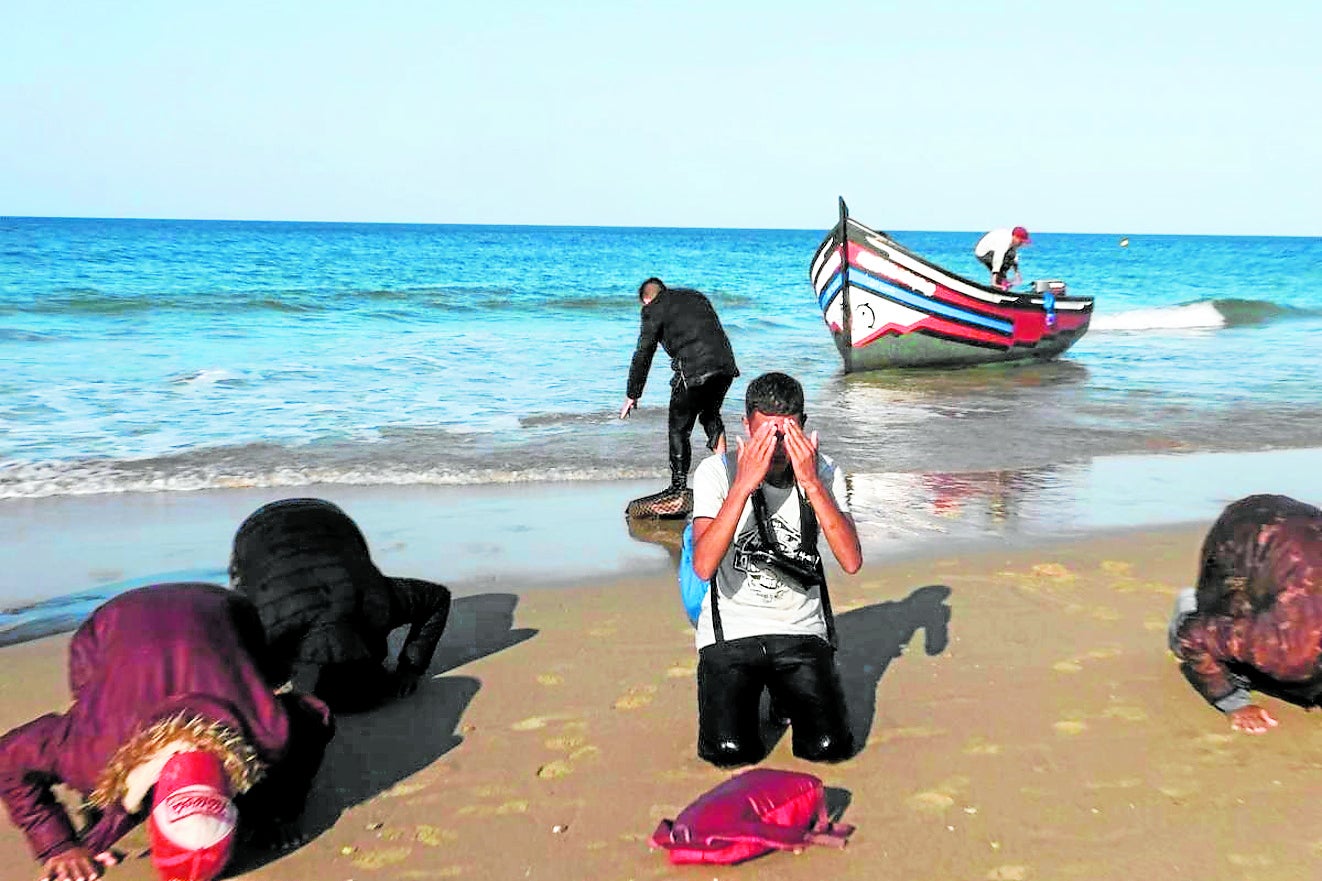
top-left (0, 583), bottom-right (333, 881)
top-left (1170, 494), bottom-right (1322, 734)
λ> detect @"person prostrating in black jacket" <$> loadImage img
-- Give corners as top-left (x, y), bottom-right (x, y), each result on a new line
top-left (620, 277), bottom-right (740, 500)
top-left (229, 497), bottom-right (451, 713)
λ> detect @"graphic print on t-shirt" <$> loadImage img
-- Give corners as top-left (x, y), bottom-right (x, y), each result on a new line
top-left (731, 511), bottom-right (802, 606)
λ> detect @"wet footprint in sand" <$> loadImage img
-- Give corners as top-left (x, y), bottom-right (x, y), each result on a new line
top-left (963, 738), bottom-right (1002, 756)
top-left (511, 713), bottom-right (577, 731)
top-left (1052, 645), bottom-right (1122, 673)
top-left (906, 776), bottom-right (970, 815)
top-left (1101, 705), bottom-right (1148, 722)
top-left (876, 725), bottom-right (946, 744)
top-left (350, 846), bottom-right (413, 869)
top-left (413, 825), bottom-right (458, 847)
top-left (665, 659), bottom-right (697, 678)
top-left (614, 685), bottom-right (657, 710)
top-left (986, 866), bottom-right (1030, 881)
top-left (1031, 562), bottom-right (1074, 581)
top-left (456, 800), bottom-right (529, 817)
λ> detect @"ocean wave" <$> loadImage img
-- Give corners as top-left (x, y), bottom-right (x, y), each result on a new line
top-left (0, 328), bottom-right (59, 342)
top-left (6, 284), bottom-right (651, 318)
top-left (168, 367), bottom-right (248, 386)
top-left (13, 288), bottom-right (325, 316)
top-left (1091, 297), bottom-right (1317, 332)
top-left (518, 408), bottom-right (620, 428)
top-left (0, 456), bottom-right (663, 500)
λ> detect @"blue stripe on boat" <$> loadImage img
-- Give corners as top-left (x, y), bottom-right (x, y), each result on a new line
top-left (817, 272), bottom-right (843, 310)
top-left (845, 267), bottom-right (1014, 334)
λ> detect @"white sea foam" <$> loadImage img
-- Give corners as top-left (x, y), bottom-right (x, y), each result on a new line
top-left (0, 460), bottom-right (663, 500)
top-left (169, 368), bottom-right (243, 385)
top-left (1091, 301), bottom-right (1225, 332)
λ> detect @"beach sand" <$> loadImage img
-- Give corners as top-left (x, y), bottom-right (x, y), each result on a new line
top-left (5, 518), bottom-right (1322, 880)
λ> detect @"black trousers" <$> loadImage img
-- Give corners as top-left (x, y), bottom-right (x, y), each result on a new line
top-left (977, 250), bottom-right (1017, 287)
top-left (668, 373), bottom-right (733, 488)
top-left (697, 634), bottom-right (853, 768)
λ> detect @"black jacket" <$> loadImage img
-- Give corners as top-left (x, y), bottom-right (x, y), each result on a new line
top-left (626, 287), bottom-right (738, 400)
top-left (229, 498), bottom-right (451, 685)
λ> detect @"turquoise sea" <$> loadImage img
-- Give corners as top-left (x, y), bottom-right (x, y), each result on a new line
top-left (3, 217), bottom-right (1320, 498)
top-left (2, 216), bottom-right (1321, 640)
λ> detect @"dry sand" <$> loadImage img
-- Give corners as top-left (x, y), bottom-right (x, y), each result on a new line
top-left (6, 520), bottom-right (1322, 880)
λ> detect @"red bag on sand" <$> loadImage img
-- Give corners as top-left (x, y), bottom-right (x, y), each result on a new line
top-left (148, 751), bottom-right (238, 881)
top-left (649, 768), bottom-right (854, 865)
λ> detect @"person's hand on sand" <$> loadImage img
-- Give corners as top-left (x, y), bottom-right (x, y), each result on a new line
top-left (780, 421), bottom-right (820, 488)
top-left (732, 422), bottom-right (777, 496)
top-left (240, 817), bottom-right (310, 853)
top-left (1228, 704), bottom-right (1278, 734)
top-left (619, 398), bottom-right (637, 420)
top-left (41, 846), bottom-right (118, 881)
top-left (391, 664), bottom-right (422, 698)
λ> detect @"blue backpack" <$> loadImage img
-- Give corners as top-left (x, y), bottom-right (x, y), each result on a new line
top-left (678, 521), bottom-right (710, 626)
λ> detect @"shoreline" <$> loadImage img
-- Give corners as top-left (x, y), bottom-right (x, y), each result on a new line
top-left (3, 445), bottom-right (1322, 646)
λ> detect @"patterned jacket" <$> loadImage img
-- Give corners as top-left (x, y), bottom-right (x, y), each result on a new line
top-left (1175, 494), bottom-right (1322, 710)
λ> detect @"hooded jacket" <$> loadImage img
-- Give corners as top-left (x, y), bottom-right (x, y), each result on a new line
top-left (229, 498), bottom-right (451, 686)
top-left (0, 583), bottom-right (332, 862)
top-left (1175, 494), bottom-right (1322, 709)
top-left (626, 287), bottom-right (739, 401)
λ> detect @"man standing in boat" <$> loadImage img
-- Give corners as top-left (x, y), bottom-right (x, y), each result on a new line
top-left (621, 278), bottom-right (740, 498)
top-left (973, 226), bottom-right (1032, 290)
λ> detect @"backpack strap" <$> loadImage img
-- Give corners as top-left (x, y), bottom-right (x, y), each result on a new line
top-left (707, 453), bottom-right (740, 645)
top-left (709, 565), bottom-right (725, 644)
top-left (816, 557), bottom-right (838, 650)
top-left (750, 484), bottom-right (837, 649)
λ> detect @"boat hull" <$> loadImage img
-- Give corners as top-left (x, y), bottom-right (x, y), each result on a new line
top-left (810, 202), bottom-right (1093, 372)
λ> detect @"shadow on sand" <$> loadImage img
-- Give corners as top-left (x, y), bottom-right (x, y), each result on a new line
top-left (834, 584), bottom-right (952, 752)
top-left (748, 585), bottom-right (953, 763)
top-left (228, 592), bottom-right (537, 874)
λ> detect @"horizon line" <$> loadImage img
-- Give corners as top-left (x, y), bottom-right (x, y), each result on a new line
top-left (2, 214), bottom-right (1318, 240)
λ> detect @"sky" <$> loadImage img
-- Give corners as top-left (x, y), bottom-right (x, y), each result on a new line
top-left (2, 1), bottom-right (1319, 235)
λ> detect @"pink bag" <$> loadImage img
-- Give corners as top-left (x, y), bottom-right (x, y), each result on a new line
top-left (649, 768), bottom-right (854, 865)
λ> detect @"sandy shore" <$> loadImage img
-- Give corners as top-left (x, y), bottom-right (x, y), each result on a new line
top-left (7, 520), bottom-right (1322, 880)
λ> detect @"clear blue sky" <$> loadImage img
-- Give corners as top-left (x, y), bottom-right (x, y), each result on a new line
top-left (3, 1), bottom-right (1319, 234)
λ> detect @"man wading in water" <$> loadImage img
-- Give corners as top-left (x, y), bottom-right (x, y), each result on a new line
top-left (621, 277), bottom-right (739, 516)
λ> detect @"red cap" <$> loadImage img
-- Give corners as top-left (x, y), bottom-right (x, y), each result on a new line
top-left (149, 752), bottom-right (237, 881)
top-left (1012, 226), bottom-right (1032, 243)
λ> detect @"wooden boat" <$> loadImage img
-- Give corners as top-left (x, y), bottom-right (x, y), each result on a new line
top-left (809, 199), bottom-right (1093, 371)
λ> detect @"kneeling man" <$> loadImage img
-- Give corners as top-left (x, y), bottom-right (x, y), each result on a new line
top-left (690, 372), bottom-right (862, 767)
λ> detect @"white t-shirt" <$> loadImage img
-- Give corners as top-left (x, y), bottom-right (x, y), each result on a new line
top-left (973, 228), bottom-right (1017, 274)
top-left (691, 451), bottom-right (850, 650)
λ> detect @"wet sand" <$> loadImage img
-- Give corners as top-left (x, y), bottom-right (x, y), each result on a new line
top-left (6, 520), bottom-right (1322, 880)
top-left (7, 445), bottom-right (1322, 617)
